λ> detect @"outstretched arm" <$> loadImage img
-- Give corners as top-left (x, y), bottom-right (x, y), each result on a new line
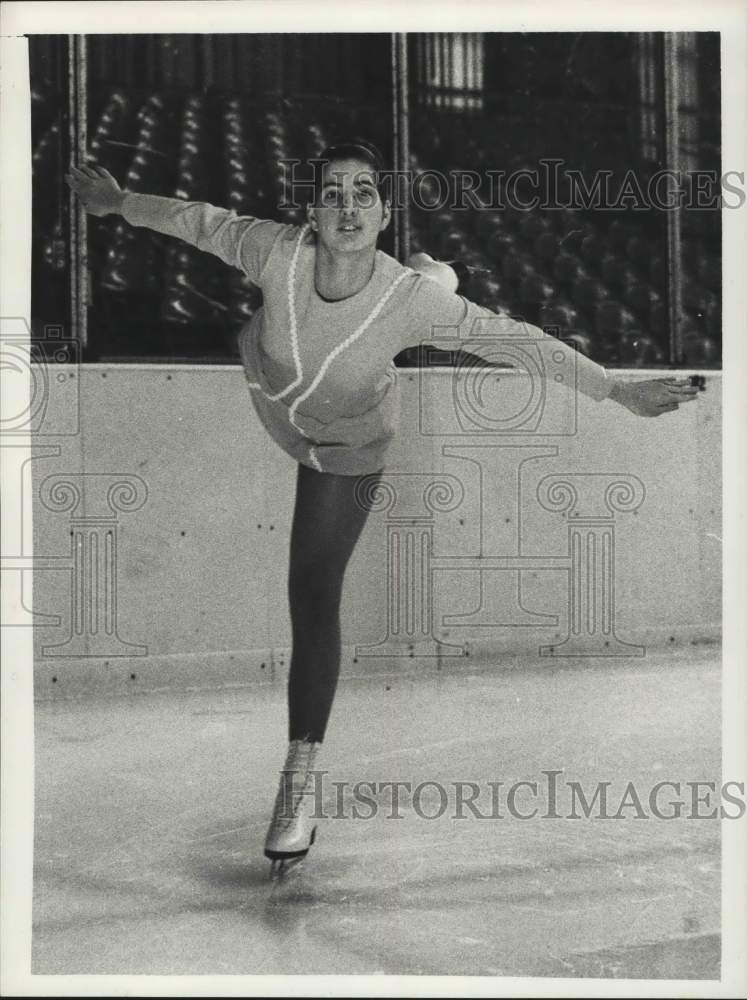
top-left (67, 163), bottom-right (125, 215)
top-left (606, 376), bottom-right (700, 416)
top-left (66, 163), bottom-right (286, 285)
top-left (402, 263), bottom-right (700, 417)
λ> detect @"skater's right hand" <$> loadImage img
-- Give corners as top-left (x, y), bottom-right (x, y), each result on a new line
top-left (608, 377), bottom-right (700, 417)
top-left (66, 164), bottom-right (125, 217)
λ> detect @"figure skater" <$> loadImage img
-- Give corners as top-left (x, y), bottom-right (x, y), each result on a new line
top-left (67, 139), bottom-right (700, 876)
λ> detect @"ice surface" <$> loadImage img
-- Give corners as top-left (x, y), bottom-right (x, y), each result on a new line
top-left (32, 650), bottom-right (721, 978)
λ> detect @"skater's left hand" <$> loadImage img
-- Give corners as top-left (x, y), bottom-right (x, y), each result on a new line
top-left (608, 377), bottom-right (700, 417)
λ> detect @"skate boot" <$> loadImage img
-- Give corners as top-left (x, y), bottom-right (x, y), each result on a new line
top-left (264, 738), bottom-right (321, 877)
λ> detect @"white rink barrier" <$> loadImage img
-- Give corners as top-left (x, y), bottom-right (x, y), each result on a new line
top-left (17, 365), bottom-right (720, 696)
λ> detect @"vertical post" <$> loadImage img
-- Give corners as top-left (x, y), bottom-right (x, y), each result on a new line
top-left (68, 34), bottom-right (88, 351)
top-left (391, 33), bottom-right (410, 264)
top-left (661, 33), bottom-right (684, 366)
top-left (391, 32), bottom-right (399, 259)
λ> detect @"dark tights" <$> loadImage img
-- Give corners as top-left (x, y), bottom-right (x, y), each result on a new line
top-left (287, 462), bottom-right (383, 743)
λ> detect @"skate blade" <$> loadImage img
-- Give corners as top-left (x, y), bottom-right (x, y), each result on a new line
top-left (266, 827), bottom-right (317, 880)
top-left (269, 855), bottom-right (306, 880)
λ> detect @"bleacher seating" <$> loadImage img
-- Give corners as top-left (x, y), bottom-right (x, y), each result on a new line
top-left (29, 35), bottom-right (722, 368)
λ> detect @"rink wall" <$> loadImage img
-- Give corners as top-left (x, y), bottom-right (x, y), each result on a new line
top-left (28, 365), bottom-right (721, 698)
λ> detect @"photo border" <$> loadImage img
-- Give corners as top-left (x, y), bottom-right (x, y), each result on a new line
top-left (1, 2), bottom-right (744, 997)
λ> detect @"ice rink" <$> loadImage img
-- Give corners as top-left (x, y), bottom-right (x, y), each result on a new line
top-left (33, 647), bottom-right (720, 979)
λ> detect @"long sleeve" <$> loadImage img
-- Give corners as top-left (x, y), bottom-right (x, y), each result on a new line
top-left (401, 275), bottom-right (616, 402)
top-left (120, 192), bottom-right (290, 285)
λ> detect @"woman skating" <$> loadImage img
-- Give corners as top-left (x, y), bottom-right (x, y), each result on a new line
top-left (67, 139), bottom-right (699, 875)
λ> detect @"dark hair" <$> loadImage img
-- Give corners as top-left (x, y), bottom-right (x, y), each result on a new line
top-left (313, 138), bottom-right (389, 203)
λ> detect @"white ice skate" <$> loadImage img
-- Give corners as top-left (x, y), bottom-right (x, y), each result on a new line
top-left (264, 738), bottom-right (321, 878)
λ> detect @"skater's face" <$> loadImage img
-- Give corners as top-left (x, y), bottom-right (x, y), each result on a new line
top-left (308, 157), bottom-right (391, 254)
